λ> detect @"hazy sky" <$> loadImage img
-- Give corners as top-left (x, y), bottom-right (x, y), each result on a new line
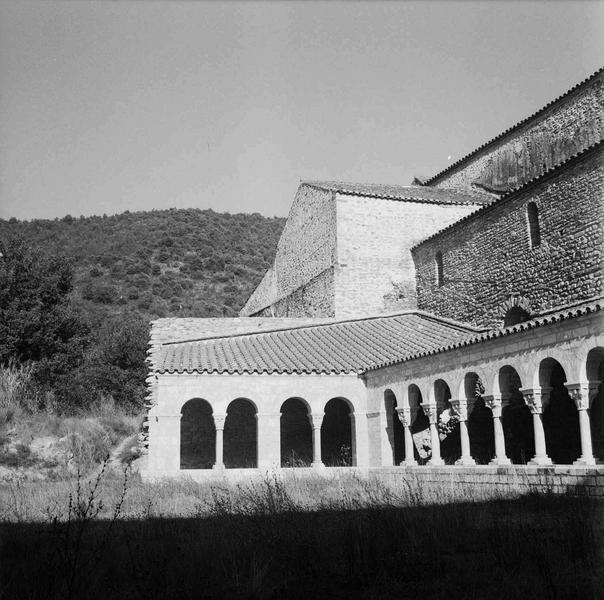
top-left (1, 1), bottom-right (603, 221)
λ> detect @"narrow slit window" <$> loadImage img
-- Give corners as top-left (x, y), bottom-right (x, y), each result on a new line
top-left (526, 202), bottom-right (541, 248)
top-left (435, 251), bottom-right (444, 287)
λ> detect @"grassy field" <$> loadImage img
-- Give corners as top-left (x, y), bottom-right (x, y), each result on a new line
top-left (0, 469), bottom-right (602, 599)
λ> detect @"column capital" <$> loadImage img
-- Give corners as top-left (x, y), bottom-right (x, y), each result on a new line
top-left (449, 399), bottom-right (468, 422)
top-left (421, 402), bottom-right (438, 425)
top-left (482, 394), bottom-right (502, 418)
top-left (564, 382), bottom-right (599, 410)
top-left (520, 387), bottom-right (551, 414)
top-left (213, 413), bottom-right (227, 430)
top-left (308, 413), bottom-right (324, 429)
top-left (395, 406), bottom-right (412, 427)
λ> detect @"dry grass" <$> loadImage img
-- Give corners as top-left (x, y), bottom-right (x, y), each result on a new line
top-left (0, 468), bottom-right (602, 599)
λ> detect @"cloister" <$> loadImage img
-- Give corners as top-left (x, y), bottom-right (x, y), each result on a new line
top-left (144, 301), bottom-right (603, 477)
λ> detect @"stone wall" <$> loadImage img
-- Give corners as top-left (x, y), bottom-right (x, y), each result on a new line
top-left (413, 146), bottom-right (604, 327)
top-left (334, 195), bottom-right (480, 317)
top-left (427, 69), bottom-right (603, 192)
top-left (240, 184), bottom-right (337, 316)
top-left (252, 269), bottom-right (335, 317)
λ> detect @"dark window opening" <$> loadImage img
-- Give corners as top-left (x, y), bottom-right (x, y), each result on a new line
top-left (527, 202), bottom-right (541, 248)
top-left (435, 251), bottom-right (444, 287)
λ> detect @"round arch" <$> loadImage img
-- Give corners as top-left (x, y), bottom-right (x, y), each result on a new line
top-left (539, 357), bottom-right (580, 464)
top-left (463, 372), bottom-right (494, 464)
top-left (280, 397), bottom-right (312, 467)
top-left (180, 398), bottom-right (215, 469)
top-left (321, 397), bottom-right (353, 466)
top-left (384, 389), bottom-right (404, 466)
top-left (498, 365), bottom-right (533, 464)
top-left (224, 398), bottom-right (257, 468)
top-left (433, 379), bottom-right (459, 464)
top-left (408, 384), bottom-right (429, 464)
top-left (586, 347), bottom-right (604, 461)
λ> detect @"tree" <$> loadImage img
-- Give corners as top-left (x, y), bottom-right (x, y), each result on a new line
top-left (0, 237), bottom-right (88, 365)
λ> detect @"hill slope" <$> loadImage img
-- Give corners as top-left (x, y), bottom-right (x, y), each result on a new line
top-left (0, 208), bottom-right (285, 319)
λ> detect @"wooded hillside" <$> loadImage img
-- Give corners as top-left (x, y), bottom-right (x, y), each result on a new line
top-left (0, 208), bottom-right (284, 320)
top-left (0, 209), bottom-right (284, 413)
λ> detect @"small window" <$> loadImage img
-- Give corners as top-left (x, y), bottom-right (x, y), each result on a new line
top-left (526, 202), bottom-right (540, 248)
top-left (503, 306), bottom-right (530, 327)
top-left (435, 251), bottom-right (444, 287)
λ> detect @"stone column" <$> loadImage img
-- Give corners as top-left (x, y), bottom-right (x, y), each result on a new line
top-left (396, 407), bottom-right (417, 466)
top-left (256, 412), bottom-right (281, 470)
top-left (450, 399), bottom-right (476, 466)
top-left (483, 394), bottom-right (511, 465)
top-left (565, 382), bottom-right (597, 466)
top-left (212, 413), bottom-right (227, 470)
top-left (422, 402), bottom-right (444, 466)
top-left (309, 413), bottom-right (325, 468)
top-left (520, 388), bottom-right (553, 466)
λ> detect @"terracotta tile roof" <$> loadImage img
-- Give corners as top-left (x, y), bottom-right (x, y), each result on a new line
top-left (302, 181), bottom-right (493, 206)
top-left (412, 139), bottom-right (604, 251)
top-left (362, 297), bottom-right (604, 374)
top-left (153, 311), bottom-right (481, 375)
top-left (422, 66), bottom-right (604, 187)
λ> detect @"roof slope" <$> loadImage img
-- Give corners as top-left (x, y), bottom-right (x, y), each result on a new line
top-left (153, 312), bottom-right (481, 375)
top-left (303, 181), bottom-right (493, 205)
top-left (412, 139), bottom-right (604, 250)
top-left (362, 297), bottom-right (603, 374)
top-left (423, 66), bottom-right (604, 187)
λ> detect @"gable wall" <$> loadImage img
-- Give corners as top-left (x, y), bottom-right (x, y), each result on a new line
top-left (429, 71), bottom-right (603, 192)
top-left (334, 195), bottom-right (480, 317)
top-left (413, 148), bottom-right (604, 328)
top-left (240, 184), bottom-right (337, 316)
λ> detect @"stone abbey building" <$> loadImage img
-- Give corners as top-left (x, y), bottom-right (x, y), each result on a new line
top-left (143, 68), bottom-right (604, 485)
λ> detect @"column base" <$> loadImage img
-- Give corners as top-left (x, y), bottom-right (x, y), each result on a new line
top-left (455, 457), bottom-right (476, 466)
top-left (427, 458), bottom-right (445, 466)
top-left (573, 455), bottom-right (597, 467)
top-left (212, 463), bottom-right (226, 470)
top-left (400, 459), bottom-right (418, 467)
top-left (489, 456), bottom-right (512, 466)
top-left (528, 455), bottom-right (553, 466)
top-left (311, 461), bottom-right (325, 469)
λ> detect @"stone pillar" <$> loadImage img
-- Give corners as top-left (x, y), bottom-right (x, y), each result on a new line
top-left (520, 388), bottom-right (553, 466)
top-left (483, 394), bottom-right (511, 465)
top-left (309, 413), bottom-right (325, 468)
top-left (351, 412), bottom-right (369, 467)
top-left (450, 399), bottom-right (476, 466)
top-left (396, 407), bottom-right (417, 466)
top-left (256, 412), bottom-right (281, 470)
top-left (213, 413), bottom-right (227, 470)
top-left (422, 402), bottom-right (444, 466)
top-left (565, 382), bottom-right (597, 466)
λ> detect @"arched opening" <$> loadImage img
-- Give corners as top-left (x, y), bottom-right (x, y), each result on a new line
top-left (435, 251), bottom-right (444, 287)
top-left (224, 398), bottom-right (257, 468)
top-left (434, 379), bottom-right (459, 464)
top-left (500, 366), bottom-right (533, 464)
top-left (409, 384), bottom-right (429, 464)
top-left (503, 306), bottom-right (530, 327)
top-left (180, 398), bottom-right (215, 469)
top-left (587, 347), bottom-right (604, 461)
top-left (321, 398), bottom-right (353, 467)
top-left (540, 358), bottom-right (580, 464)
top-left (384, 389), bottom-right (404, 465)
top-left (465, 373), bottom-right (494, 464)
top-left (526, 202), bottom-right (541, 248)
top-left (280, 398), bottom-right (312, 467)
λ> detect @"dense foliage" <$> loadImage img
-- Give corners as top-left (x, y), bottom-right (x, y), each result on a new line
top-left (0, 209), bottom-right (284, 412)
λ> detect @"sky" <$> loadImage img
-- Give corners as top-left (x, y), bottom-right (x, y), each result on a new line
top-left (0, 1), bottom-right (603, 221)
